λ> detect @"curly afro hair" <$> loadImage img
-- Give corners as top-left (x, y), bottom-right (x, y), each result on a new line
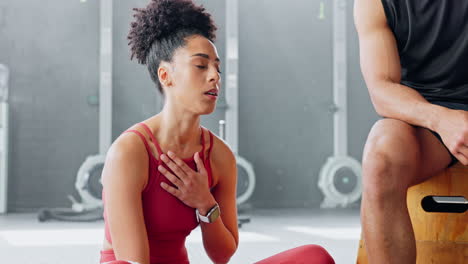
top-left (128, 0), bottom-right (217, 93)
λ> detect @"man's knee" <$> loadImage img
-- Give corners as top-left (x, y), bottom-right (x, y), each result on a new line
top-left (362, 119), bottom-right (421, 196)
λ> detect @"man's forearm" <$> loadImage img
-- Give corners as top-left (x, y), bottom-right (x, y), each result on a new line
top-left (370, 81), bottom-right (450, 131)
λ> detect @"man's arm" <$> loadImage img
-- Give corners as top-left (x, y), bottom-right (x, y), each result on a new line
top-left (354, 0), bottom-right (468, 164)
top-left (354, 0), bottom-right (448, 131)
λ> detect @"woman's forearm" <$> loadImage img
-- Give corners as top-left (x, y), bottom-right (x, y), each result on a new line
top-left (200, 217), bottom-right (238, 264)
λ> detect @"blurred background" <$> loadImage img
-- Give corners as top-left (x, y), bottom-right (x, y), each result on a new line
top-left (0, 0), bottom-right (379, 263)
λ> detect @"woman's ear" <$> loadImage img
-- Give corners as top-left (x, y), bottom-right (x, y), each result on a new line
top-left (157, 62), bottom-right (173, 88)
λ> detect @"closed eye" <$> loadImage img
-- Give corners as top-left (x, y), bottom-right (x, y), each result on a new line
top-left (196, 65), bottom-right (222, 74)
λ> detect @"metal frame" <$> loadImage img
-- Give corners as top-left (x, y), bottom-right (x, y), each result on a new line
top-left (0, 64), bottom-right (9, 213)
top-left (69, 0), bottom-right (113, 211)
top-left (225, 0), bottom-right (239, 153)
top-left (99, 0), bottom-right (113, 154)
top-left (333, 0), bottom-right (347, 157)
top-left (318, 0), bottom-right (363, 208)
top-left (225, 0), bottom-right (256, 206)
top-left (0, 102), bottom-right (8, 214)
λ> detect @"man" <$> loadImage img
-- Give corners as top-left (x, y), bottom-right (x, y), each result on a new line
top-left (354, 0), bottom-right (468, 263)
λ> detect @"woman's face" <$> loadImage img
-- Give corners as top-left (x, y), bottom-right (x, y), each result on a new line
top-left (162, 35), bottom-right (221, 115)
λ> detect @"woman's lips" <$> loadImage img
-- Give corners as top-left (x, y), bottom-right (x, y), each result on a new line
top-left (204, 93), bottom-right (218, 100)
top-left (204, 89), bottom-right (218, 100)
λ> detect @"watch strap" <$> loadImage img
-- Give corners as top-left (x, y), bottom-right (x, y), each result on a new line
top-left (196, 203), bottom-right (220, 223)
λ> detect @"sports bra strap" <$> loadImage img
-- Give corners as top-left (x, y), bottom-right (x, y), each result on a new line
top-left (200, 128), bottom-right (206, 158)
top-left (207, 131), bottom-right (214, 159)
top-left (138, 123), bottom-right (163, 156)
top-left (123, 130), bottom-right (152, 156)
top-left (136, 123), bottom-right (207, 159)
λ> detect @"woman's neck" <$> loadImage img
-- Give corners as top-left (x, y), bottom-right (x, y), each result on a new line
top-left (155, 103), bottom-right (202, 153)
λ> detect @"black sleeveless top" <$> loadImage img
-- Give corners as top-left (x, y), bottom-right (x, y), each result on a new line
top-left (381, 0), bottom-right (468, 104)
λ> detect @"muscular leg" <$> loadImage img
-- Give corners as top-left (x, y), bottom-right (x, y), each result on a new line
top-left (361, 119), bottom-right (452, 264)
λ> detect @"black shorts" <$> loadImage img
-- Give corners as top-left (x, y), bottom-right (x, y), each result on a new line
top-left (427, 101), bottom-right (468, 167)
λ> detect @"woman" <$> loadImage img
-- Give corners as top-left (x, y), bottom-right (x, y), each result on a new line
top-left (100, 1), bottom-right (334, 264)
top-left (100, 1), bottom-right (237, 263)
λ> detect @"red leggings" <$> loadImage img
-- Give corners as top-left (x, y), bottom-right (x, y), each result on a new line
top-left (255, 245), bottom-right (335, 264)
top-left (102, 245), bottom-right (334, 264)
top-left (102, 261), bottom-right (138, 264)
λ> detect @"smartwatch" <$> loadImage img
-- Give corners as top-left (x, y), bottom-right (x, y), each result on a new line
top-left (196, 203), bottom-right (220, 223)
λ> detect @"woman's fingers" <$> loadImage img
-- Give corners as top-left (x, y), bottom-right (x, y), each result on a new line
top-left (167, 151), bottom-right (195, 176)
top-left (194, 152), bottom-right (207, 174)
top-left (160, 153), bottom-right (188, 181)
top-left (158, 165), bottom-right (184, 188)
top-left (161, 181), bottom-right (182, 199)
top-left (158, 151), bottom-right (210, 206)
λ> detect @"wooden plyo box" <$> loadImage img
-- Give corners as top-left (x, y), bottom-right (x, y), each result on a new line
top-left (357, 163), bottom-right (468, 264)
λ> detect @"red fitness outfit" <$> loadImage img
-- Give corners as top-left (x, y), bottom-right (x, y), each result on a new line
top-left (100, 123), bottom-right (214, 264)
top-left (254, 245), bottom-right (335, 264)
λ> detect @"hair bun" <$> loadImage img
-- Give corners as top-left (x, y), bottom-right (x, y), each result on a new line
top-left (128, 0), bottom-right (217, 65)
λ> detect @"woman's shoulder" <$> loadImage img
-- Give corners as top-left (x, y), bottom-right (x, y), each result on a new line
top-left (207, 131), bottom-right (236, 170)
top-left (111, 125), bottom-right (149, 158)
top-left (102, 127), bottom-right (150, 191)
top-left (104, 124), bottom-right (152, 173)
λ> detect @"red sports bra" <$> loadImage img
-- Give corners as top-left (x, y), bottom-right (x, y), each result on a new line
top-left (101, 123), bottom-right (214, 264)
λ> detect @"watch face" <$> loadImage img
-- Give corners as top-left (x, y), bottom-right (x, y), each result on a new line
top-left (208, 206), bottom-right (220, 222)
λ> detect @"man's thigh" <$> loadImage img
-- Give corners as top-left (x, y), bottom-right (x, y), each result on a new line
top-left (365, 118), bottom-right (452, 186)
top-left (412, 126), bottom-right (453, 186)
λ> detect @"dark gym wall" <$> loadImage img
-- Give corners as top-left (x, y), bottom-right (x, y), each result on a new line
top-left (238, 0), bottom-right (334, 207)
top-left (238, 0), bottom-right (378, 208)
top-left (0, 0), bottom-right (100, 211)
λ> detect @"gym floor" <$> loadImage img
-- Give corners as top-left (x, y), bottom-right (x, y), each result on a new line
top-left (0, 208), bottom-right (360, 264)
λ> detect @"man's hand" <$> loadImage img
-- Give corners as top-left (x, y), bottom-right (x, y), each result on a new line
top-left (158, 151), bottom-right (216, 215)
top-left (435, 109), bottom-right (468, 165)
